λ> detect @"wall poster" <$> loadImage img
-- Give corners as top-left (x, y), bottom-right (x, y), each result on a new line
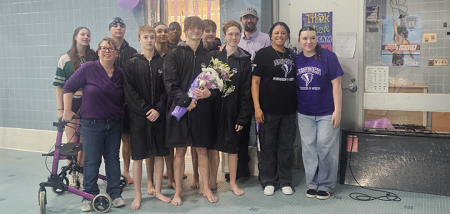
top-left (302, 11), bottom-right (333, 50)
top-left (381, 14), bottom-right (421, 67)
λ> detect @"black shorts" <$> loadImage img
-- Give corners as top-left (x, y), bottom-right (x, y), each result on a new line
top-left (71, 95), bottom-right (82, 114)
top-left (122, 105), bottom-right (131, 134)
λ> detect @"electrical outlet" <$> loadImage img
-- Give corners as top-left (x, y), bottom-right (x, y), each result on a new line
top-left (434, 59), bottom-right (449, 66)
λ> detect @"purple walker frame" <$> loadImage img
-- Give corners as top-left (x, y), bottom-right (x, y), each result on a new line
top-left (38, 117), bottom-right (123, 213)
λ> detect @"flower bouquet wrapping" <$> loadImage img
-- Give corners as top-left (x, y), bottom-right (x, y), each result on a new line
top-left (171, 57), bottom-right (237, 120)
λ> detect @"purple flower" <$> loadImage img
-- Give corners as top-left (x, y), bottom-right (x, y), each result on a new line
top-left (290, 47), bottom-right (300, 59)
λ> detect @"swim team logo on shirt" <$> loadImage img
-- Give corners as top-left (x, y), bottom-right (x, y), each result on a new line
top-left (273, 59), bottom-right (295, 82)
top-left (297, 66), bottom-right (321, 90)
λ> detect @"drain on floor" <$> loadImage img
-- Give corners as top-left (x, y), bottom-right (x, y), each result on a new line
top-left (404, 205), bottom-right (413, 210)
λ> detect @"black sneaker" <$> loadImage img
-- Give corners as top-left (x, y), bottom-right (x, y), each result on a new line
top-left (317, 191), bottom-right (330, 200)
top-left (306, 189), bottom-right (317, 198)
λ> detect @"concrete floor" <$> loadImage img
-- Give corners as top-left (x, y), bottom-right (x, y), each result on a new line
top-left (1, 148), bottom-right (449, 214)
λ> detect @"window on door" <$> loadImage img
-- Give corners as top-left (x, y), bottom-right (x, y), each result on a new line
top-left (165, 0), bottom-right (221, 40)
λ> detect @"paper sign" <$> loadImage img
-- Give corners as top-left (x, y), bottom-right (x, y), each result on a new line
top-left (335, 32), bottom-right (357, 58)
top-left (365, 66), bottom-right (389, 93)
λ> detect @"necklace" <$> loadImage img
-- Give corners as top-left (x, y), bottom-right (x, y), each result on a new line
top-left (273, 47), bottom-right (285, 60)
top-left (273, 47), bottom-right (292, 78)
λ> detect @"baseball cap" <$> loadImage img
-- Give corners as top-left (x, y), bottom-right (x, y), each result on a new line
top-left (240, 7), bottom-right (258, 18)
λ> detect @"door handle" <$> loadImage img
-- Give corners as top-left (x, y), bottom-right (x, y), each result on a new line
top-left (343, 83), bottom-right (358, 92)
top-left (342, 78), bottom-right (357, 92)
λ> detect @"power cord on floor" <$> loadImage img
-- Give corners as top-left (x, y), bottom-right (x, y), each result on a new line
top-left (347, 134), bottom-right (401, 202)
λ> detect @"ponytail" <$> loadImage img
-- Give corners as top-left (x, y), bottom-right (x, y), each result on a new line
top-left (314, 44), bottom-right (322, 63)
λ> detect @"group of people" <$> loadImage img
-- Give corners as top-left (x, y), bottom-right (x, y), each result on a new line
top-left (54, 6), bottom-right (343, 212)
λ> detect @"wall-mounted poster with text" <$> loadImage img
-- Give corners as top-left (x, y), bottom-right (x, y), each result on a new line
top-left (302, 11), bottom-right (333, 50)
top-left (381, 14), bottom-right (421, 67)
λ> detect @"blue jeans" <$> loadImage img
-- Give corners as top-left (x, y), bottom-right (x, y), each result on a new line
top-left (297, 113), bottom-right (340, 193)
top-left (80, 118), bottom-right (122, 200)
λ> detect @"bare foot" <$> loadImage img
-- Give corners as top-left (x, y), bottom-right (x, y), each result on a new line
top-left (190, 179), bottom-right (200, 189)
top-left (183, 174), bottom-right (187, 179)
top-left (202, 189), bottom-right (218, 203)
top-left (171, 194), bottom-right (182, 206)
top-left (124, 173), bottom-right (134, 184)
top-left (155, 192), bottom-right (172, 203)
top-left (167, 179), bottom-right (175, 188)
top-left (163, 171), bottom-right (168, 179)
top-left (147, 183), bottom-right (155, 195)
top-left (210, 182), bottom-right (218, 191)
top-left (131, 194), bottom-right (142, 209)
top-left (230, 183), bottom-right (244, 196)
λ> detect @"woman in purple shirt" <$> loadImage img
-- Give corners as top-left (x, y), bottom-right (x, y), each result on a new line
top-left (294, 26), bottom-right (343, 200)
top-left (62, 37), bottom-right (126, 211)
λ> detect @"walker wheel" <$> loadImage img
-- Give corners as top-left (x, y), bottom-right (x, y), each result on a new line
top-left (39, 191), bottom-right (46, 214)
top-left (120, 174), bottom-right (128, 189)
top-left (93, 193), bottom-right (111, 213)
top-left (51, 175), bottom-right (69, 195)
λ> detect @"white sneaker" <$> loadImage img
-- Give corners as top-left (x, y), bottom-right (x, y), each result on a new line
top-left (281, 186), bottom-right (293, 195)
top-left (112, 197), bottom-right (126, 208)
top-left (81, 200), bottom-right (93, 212)
top-left (263, 185), bottom-right (275, 196)
top-left (68, 173), bottom-right (78, 189)
top-left (78, 173), bottom-right (84, 190)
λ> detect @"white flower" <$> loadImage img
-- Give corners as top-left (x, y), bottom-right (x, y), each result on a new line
top-left (216, 79), bottom-right (224, 91)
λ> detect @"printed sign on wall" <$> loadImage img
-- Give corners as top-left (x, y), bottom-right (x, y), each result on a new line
top-left (381, 14), bottom-right (421, 67)
top-left (302, 12), bottom-right (333, 51)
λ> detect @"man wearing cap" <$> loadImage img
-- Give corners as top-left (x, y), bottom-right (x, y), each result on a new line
top-left (239, 7), bottom-right (271, 61)
top-left (224, 7), bottom-right (272, 182)
top-left (167, 22), bottom-right (182, 47)
top-left (109, 17), bottom-right (137, 185)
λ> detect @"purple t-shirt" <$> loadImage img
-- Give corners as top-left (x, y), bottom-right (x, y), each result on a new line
top-left (63, 60), bottom-right (124, 120)
top-left (295, 48), bottom-right (343, 116)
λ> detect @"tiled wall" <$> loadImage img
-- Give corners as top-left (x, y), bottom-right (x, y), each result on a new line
top-left (0, 0), bottom-right (145, 131)
top-left (220, 0), bottom-right (272, 40)
top-left (365, 0), bottom-right (450, 94)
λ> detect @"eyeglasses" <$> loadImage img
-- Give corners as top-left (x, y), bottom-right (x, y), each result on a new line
top-left (99, 46), bottom-right (116, 52)
top-left (225, 33), bottom-right (241, 37)
top-left (242, 16), bottom-right (257, 21)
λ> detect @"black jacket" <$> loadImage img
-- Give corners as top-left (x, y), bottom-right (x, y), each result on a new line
top-left (199, 38), bottom-right (222, 52)
top-left (115, 39), bottom-right (137, 69)
top-left (123, 52), bottom-right (168, 157)
top-left (164, 42), bottom-right (220, 148)
top-left (210, 47), bottom-right (252, 153)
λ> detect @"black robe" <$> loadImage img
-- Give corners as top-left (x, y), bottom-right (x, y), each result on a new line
top-left (210, 47), bottom-right (252, 153)
top-left (163, 42), bottom-right (220, 148)
top-left (123, 52), bottom-right (168, 159)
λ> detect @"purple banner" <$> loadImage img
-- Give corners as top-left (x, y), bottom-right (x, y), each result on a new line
top-left (302, 11), bottom-right (333, 51)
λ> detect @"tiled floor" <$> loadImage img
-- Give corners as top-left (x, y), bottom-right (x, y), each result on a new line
top-left (0, 148), bottom-right (449, 214)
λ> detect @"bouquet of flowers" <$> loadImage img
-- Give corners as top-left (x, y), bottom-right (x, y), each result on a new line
top-left (171, 57), bottom-right (237, 120)
top-left (210, 57), bottom-right (237, 98)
